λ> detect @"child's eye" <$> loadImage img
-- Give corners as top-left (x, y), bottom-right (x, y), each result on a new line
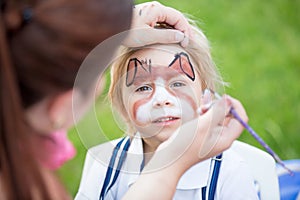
top-left (136, 85), bottom-right (152, 92)
top-left (170, 82), bottom-right (186, 88)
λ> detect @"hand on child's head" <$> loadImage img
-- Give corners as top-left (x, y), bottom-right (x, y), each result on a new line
top-left (124, 1), bottom-right (192, 48)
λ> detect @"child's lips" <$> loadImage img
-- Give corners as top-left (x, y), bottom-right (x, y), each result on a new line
top-left (152, 116), bottom-right (180, 125)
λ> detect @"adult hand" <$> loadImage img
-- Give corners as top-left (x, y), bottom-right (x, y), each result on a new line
top-left (123, 1), bottom-right (192, 48)
top-left (196, 95), bottom-right (248, 161)
top-left (123, 95), bottom-right (248, 200)
top-left (145, 95), bottom-right (248, 173)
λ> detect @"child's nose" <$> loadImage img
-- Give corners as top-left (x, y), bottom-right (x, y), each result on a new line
top-left (153, 99), bottom-right (172, 107)
top-left (152, 87), bottom-right (174, 108)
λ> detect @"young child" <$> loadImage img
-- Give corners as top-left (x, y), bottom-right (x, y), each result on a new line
top-left (76, 21), bottom-right (259, 200)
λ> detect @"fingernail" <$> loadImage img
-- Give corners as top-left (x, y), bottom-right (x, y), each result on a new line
top-left (175, 32), bottom-right (184, 41)
top-left (203, 102), bottom-right (213, 109)
top-left (181, 36), bottom-right (189, 47)
top-left (202, 88), bottom-right (213, 105)
top-left (197, 107), bottom-right (203, 115)
top-left (197, 102), bottom-right (213, 115)
top-left (203, 88), bottom-right (211, 96)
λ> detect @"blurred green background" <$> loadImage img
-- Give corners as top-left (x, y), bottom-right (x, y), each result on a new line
top-left (58, 0), bottom-right (300, 197)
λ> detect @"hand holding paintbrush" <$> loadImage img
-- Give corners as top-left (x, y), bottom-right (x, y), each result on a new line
top-left (199, 89), bottom-right (294, 175)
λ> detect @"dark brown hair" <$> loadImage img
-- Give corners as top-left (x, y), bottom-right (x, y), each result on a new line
top-left (0, 0), bottom-right (132, 199)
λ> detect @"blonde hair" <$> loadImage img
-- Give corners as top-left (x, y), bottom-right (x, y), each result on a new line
top-left (109, 18), bottom-right (225, 134)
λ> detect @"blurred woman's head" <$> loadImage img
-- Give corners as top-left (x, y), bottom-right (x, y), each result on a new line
top-left (0, 0), bottom-right (132, 198)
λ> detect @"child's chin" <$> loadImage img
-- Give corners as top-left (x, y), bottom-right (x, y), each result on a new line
top-left (155, 130), bottom-right (175, 142)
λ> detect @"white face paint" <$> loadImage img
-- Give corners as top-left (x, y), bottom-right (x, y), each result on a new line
top-left (122, 45), bottom-right (202, 145)
top-left (136, 77), bottom-right (181, 124)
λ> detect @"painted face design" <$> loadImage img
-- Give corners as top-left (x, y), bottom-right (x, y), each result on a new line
top-left (122, 47), bottom-right (202, 140)
top-left (126, 52), bottom-right (195, 87)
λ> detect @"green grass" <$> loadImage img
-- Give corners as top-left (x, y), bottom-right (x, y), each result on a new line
top-left (58, 0), bottom-right (300, 197)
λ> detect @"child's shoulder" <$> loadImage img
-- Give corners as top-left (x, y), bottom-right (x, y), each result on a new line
top-left (223, 145), bottom-right (247, 164)
top-left (221, 143), bottom-right (252, 172)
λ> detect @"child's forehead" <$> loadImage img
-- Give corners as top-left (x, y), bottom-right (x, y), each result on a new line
top-left (130, 44), bottom-right (189, 66)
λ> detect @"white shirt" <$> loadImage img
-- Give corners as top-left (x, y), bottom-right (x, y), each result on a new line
top-left (75, 135), bottom-right (259, 200)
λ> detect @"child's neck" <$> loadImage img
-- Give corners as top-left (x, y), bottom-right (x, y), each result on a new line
top-left (142, 138), bottom-right (160, 165)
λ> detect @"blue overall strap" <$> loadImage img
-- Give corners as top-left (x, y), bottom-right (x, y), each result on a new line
top-left (106, 138), bottom-right (131, 192)
top-left (99, 137), bottom-right (129, 200)
top-left (201, 153), bottom-right (223, 200)
top-left (201, 187), bottom-right (207, 200)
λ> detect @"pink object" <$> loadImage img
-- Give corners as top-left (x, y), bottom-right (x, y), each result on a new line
top-left (37, 130), bottom-right (76, 170)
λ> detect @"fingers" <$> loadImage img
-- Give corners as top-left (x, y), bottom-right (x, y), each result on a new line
top-left (156, 94), bottom-right (248, 167)
top-left (146, 28), bottom-right (188, 46)
top-left (221, 96), bottom-right (248, 139)
top-left (201, 95), bottom-right (232, 127)
top-left (123, 28), bottom-right (187, 48)
top-left (135, 2), bottom-right (191, 33)
top-left (159, 6), bottom-right (192, 37)
top-left (227, 95), bottom-right (248, 123)
top-left (197, 96), bottom-right (231, 158)
top-left (198, 89), bottom-right (214, 115)
top-left (214, 96), bottom-right (248, 148)
top-left (129, 1), bottom-right (192, 48)
top-left (198, 95), bottom-right (248, 154)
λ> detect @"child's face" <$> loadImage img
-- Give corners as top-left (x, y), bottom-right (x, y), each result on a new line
top-left (122, 45), bottom-right (202, 143)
